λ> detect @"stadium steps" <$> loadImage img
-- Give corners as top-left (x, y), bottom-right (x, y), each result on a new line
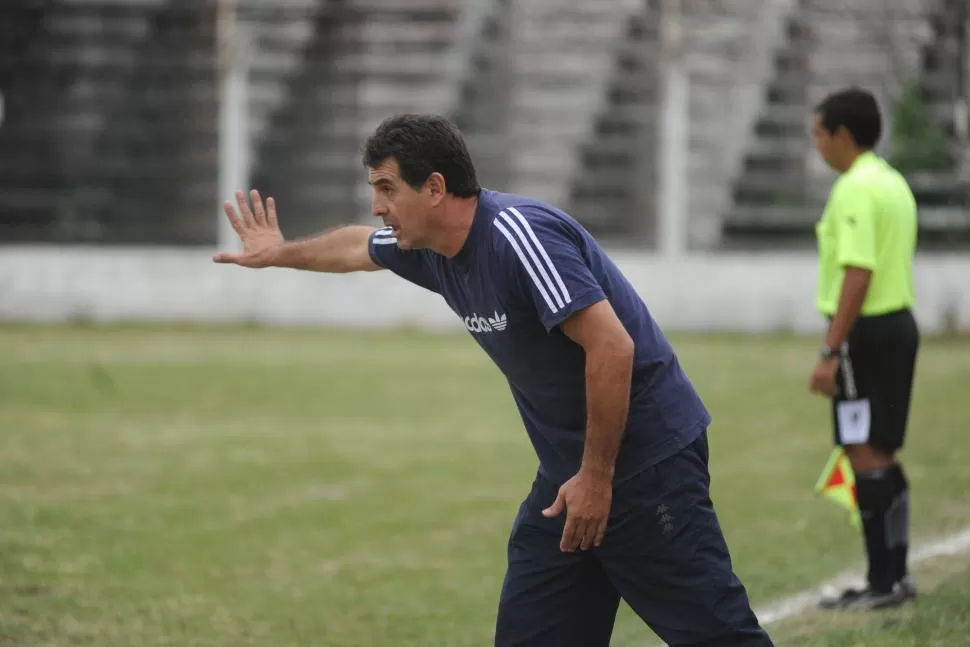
top-left (446, 0), bottom-right (514, 189)
top-left (0, 0), bottom-right (58, 238)
top-left (724, 0), bottom-right (953, 246)
top-left (249, 0), bottom-right (462, 238)
top-left (344, 0), bottom-right (462, 219)
top-left (500, 0), bottom-right (643, 209)
top-left (248, 1), bottom-right (368, 239)
top-left (79, 0), bottom-right (220, 245)
top-left (0, 0), bottom-right (173, 243)
top-left (0, 0), bottom-right (220, 245)
top-left (0, 0), bottom-right (49, 91)
top-left (566, 0), bottom-right (783, 246)
top-left (677, 0), bottom-right (779, 248)
top-left (566, 0), bottom-right (661, 243)
top-left (902, 0), bottom-right (970, 244)
top-left (240, 0), bottom-right (319, 150)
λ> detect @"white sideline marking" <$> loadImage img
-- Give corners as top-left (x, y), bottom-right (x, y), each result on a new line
top-left (756, 525), bottom-right (970, 626)
top-left (647, 525), bottom-right (970, 646)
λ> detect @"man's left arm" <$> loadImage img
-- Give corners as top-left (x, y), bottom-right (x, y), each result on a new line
top-left (549, 301), bottom-right (634, 551)
top-left (811, 188), bottom-right (876, 396)
top-left (490, 207), bottom-right (633, 552)
top-left (560, 301), bottom-right (634, 483)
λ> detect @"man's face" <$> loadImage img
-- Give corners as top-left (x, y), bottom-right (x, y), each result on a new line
top-left (367, 157), bottom-right (435, 250)
top-left (811, 112), bottom-right (844, 171)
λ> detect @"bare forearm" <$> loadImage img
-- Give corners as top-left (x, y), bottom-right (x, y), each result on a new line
top-left (826, 267), bottom-right (872, 349)
top-left (580, 340), bottom-right (634, 479)
top-left (268, 225), bottom-right (380, 273)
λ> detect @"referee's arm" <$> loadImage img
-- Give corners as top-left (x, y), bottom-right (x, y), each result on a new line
top-left (811, 188), bottom-right (876, 397)
top-left (825, 266), bottom-right (872, 350)
top-left (826, 191), bottom-right (877, 349)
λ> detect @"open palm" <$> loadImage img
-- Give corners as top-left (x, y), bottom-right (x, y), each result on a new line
top-left (213, 189), bottom-right (284, 268)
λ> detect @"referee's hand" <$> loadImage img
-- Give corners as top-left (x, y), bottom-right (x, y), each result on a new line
top-left (810, 357), bottom-right (840, 397)
top-left (542, 470), bottom-right (613, 552)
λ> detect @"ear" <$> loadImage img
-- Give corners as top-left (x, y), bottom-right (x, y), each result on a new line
top-left (835, 125), bottom-right (854, 145)
top-left (426, 172), bottom-right (447, 206)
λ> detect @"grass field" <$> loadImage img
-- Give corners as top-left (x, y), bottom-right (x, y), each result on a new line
top-left (770, 555), bottom-right (970, 646)
top-left (1, 325), bottom-right (969, 646)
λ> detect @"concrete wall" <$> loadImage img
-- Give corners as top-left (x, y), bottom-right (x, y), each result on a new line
top-left (2, 247), bottom-right (968, 334)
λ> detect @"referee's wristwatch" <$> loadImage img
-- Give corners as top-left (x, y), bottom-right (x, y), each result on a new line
top-left (819, 344), bottom-right (842, 360)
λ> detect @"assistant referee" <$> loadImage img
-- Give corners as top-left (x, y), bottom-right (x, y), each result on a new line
top-left (807, 87), bottom-right (920, 611)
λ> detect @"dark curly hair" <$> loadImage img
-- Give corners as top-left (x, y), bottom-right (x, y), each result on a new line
top-left (363, 114), bottom-right (481, 198)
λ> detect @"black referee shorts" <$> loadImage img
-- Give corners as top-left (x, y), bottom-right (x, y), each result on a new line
top-left (832, 309), bottom-right (920, 454)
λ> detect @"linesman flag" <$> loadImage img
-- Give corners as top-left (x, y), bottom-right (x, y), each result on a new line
top-left (814, 447), bottom-right (861, 529)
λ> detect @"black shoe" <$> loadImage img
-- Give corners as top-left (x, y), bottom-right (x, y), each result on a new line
top-left (818, 585), bottom-right (908, 611)
top-left (896, 576), bottom-right (918, 602)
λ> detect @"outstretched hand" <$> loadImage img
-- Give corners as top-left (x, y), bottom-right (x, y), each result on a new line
top-left (213, 190), bottom-right (284, 268)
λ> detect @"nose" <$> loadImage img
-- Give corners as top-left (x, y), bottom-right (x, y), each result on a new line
top-left (371, 195), bottom-right (388, 219)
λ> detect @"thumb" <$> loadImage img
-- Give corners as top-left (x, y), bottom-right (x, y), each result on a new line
top-left (212, 252), bottom-right (243, 264)
top-left (542, 489), bottom-right (566, 518)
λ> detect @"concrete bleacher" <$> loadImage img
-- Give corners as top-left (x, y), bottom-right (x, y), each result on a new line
top-left (450, 0), bottom-right (515, 191)
top-left (0, 0), bottom-right (220, 244)
top-left (566, 0), bottom-right (661, 242)
top-left (726, 0), bottom-right (970, 246)
top-left (241, 1), bottom-right (318, 150)
top-left (501, 0), bottom-right (642, 210)
top-left (1, 0), bottom-right (965, 250)
top-left (456, 0), bottom-right (653, 241)
top-left (249, 0), bottom-right (463, 238)
top-left (243, 0), bottom-right (667, 242)
top-left (680, 0), bottom-right (790, 248)
top-left (913, 0), bottom-right (970, 242)
top-left (250, 0), bottom-right (657, 241)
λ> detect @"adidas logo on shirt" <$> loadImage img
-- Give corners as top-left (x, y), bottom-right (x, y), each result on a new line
top-left (464, 311), bottom-right (508, 333)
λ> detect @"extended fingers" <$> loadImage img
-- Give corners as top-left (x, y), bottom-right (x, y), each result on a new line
top-left (250, 189), bottom-right (267, 226)
top-left (236, 190), bottom-right (256, 228)
top-left (266, 196), bottom-right (278, 228)
top-left (223, 200), bottom-right (244, 235)
top-left (212, 251), bottom-right (242, 264)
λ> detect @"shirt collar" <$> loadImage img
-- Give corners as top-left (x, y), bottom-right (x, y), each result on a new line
top-left (453, 188), bottom-right (493, 266)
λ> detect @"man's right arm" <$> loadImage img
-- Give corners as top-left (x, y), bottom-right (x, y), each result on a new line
top-left (212, 190), bottom-right (381, 273)
top-left (262, 225), bottom-right (381, 273)
top-left (215, 190), bottom-right (440, 293)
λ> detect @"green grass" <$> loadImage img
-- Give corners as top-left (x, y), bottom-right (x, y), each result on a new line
top-left (1, 325), bottom-right (969, 646)
top-left (770, 559), bottom-right (970, 646)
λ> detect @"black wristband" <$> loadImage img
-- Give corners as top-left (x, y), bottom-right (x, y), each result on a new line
top-left (820, 344), bottom-right (842, 360)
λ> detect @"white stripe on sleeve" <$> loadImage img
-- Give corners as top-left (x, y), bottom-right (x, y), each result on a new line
top-left (497, 211), bottom-right (567, 309)
top-left (508, 207), bottom-right (571, 303)
top-left (494, 220), bottom-right (559, 314)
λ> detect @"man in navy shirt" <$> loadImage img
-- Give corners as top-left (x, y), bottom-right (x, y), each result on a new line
top-left (215, 114), bottom-right (774, 646)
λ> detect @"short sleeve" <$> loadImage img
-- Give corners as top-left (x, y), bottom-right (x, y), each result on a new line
top-left (831, 183), bottom-right (877, 270)
top-left (368, 227), bottom-right (440, 293)
top-left (492, 207), bottom-right (606, 332)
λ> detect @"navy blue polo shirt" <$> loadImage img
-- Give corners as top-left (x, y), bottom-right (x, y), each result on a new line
top-left (368, 188), bottom-right (710, 485)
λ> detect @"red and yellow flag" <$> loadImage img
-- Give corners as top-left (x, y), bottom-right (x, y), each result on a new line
top-left (814, 447), bottom-right (861, 529)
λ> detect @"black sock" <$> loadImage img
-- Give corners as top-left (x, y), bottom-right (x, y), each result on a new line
top-left (887, 463), bottom-right (910, 583)
top-left (855, 468), bottom-right (897, 593)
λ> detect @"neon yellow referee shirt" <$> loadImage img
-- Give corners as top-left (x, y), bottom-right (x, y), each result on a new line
top-left (815, 152), bottom-right (918, 317)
